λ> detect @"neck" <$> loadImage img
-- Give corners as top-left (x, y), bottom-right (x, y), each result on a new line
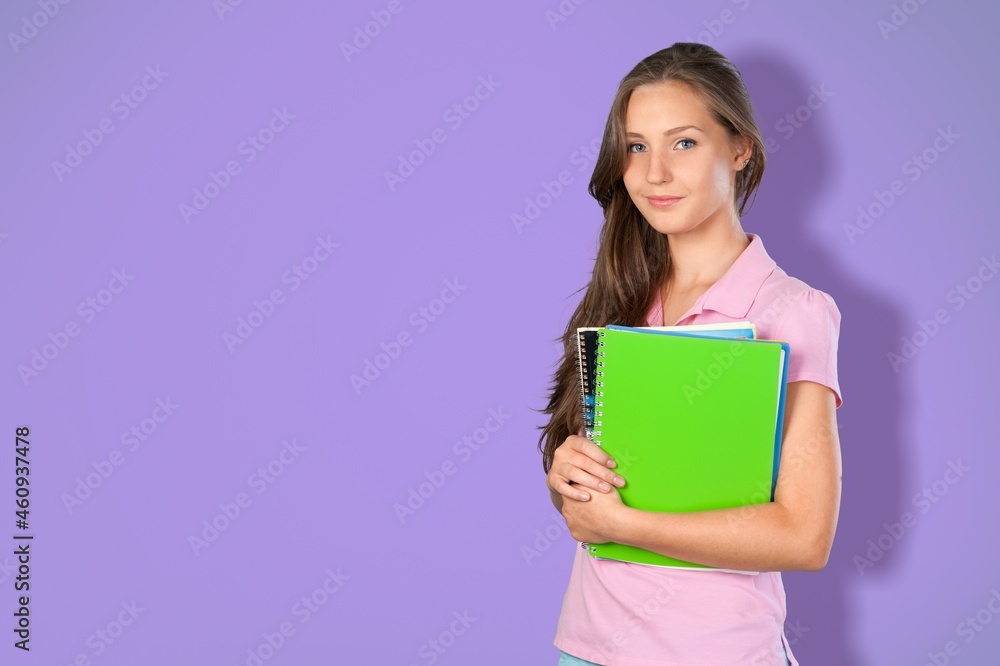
top-left (665, 218), bottom-right (750, 290)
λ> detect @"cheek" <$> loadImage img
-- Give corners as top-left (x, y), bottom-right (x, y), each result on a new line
top-left (622, 165), bottom-right (639, 191)
top-left (709, 160), bottom-right (732, 198)
top-left (622, 169), bottom-right (643, 203)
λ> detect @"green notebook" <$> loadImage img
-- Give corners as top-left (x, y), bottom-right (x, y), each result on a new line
top-left (587, 326), bottom-right (789, 574)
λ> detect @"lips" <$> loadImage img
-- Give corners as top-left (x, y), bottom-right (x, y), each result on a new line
top-left (647, 195), bottom-right (683, 208)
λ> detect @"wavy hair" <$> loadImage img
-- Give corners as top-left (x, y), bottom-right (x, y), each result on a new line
top-left (535, 42), bottom-right (767, 473)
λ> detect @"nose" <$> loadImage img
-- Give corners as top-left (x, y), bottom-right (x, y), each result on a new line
top-left (644, 148), bottom-right (672, 184)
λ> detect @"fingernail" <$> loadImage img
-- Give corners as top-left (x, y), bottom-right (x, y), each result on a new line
top-left (606, 459), bottom-right (617, 468)
top-left (599, 482), bottom-right (610, 491)
top-left (580, 492), bottom-right (590, 500)
top-left (613, 476), bottom-right (625, 487)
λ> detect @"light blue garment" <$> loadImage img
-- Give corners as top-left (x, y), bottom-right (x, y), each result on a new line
top-left (557, 651), bottom-right (601, 666)
top-left (557, 647), bottom-right (790, 665)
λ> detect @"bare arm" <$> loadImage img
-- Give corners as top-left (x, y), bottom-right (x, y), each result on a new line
top-left (605, 381), bottom-right (842, 572)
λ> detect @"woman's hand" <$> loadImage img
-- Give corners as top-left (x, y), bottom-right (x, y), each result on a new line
top-left (546, 434), bottom-right (627, 501)
top-left (561, 482), bottom-right (627, 544)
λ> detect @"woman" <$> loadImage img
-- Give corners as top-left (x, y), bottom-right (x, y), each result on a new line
top-left (537, 42), bottom-right (843, 666)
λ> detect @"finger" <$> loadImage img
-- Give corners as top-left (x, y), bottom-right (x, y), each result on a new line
top-left (553, 459), bottom-right (603, 493)
top-left (567, 451), bottom-right (627, 491)
top-left (569, 434), bottom-right (619, 469)
top-left (554, 438), bottom-right (626, 491)
top-left (554, 477), bottom-right (591, 501)
top-left (563, 463), bottom-right (623, 495)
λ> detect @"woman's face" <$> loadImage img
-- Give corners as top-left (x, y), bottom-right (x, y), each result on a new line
top-left (622, 81), bottom-right (749, 236)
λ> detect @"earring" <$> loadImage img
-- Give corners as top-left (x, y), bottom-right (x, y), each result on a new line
top-left (742, 159), bottom-right (750, 168)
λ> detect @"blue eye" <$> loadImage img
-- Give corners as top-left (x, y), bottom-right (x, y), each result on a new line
top-left (627, 139), bottom-right (696, 153)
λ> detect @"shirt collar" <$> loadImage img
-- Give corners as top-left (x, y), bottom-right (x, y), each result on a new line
top-left (648, 233), bottom-right (778, 326)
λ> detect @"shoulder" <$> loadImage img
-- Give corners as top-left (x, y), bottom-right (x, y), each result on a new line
top-left (752, 268), bottom-right (843, 407)
top-left (750, 267), bottom-right (840, 334)
top-left (772, 286), bottom-right (842, 355)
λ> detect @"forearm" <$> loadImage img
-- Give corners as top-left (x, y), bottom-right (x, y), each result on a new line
top-left (610, 501), bottom-right (822, 572)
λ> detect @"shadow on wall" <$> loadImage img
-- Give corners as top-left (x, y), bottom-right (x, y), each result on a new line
top-left (732, 44), bottom-right (904, 666)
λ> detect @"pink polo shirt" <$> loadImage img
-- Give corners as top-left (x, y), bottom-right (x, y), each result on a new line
top-left (554, 233), bottom-right (842, 666)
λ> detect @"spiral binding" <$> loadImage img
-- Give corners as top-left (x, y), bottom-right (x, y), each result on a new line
top-left (582, 329), bottom-right (608, 557)
top-left (592, 329), bottom-right (605, 442)
top-left (576, 330), bottom-right (589, 436)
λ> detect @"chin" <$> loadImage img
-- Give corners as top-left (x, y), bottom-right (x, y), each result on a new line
top-left (640, 209), bottom-right (698, 236)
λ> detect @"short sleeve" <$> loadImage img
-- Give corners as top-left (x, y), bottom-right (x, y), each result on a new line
top-left (773, 288), bottom-right (843, 408)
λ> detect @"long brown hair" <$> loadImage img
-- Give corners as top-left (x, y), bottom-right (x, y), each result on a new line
top-left (535, 42), bottom-right (768, 474)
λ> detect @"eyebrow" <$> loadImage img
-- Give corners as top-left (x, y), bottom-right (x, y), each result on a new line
top-left (625, 125), bottom-right (702, 138)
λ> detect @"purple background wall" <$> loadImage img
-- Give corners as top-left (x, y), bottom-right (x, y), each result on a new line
top-left (2, 0), bottom-right (998, 664)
